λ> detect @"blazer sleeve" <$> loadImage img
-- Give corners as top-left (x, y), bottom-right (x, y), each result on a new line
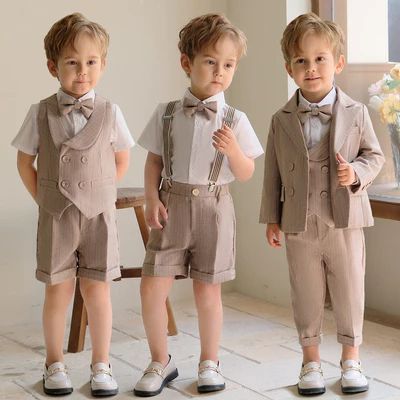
top-left (350, 104), bottom-right (385, 194)
top-left (259, 116), bottom-right (282, 224)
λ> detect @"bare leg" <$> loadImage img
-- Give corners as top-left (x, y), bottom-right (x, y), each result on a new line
top-left (341, 344), bottom-right (359, 361)
top-left (303, 345), bottom-right (321, 364)
top-left (43, 279), bottom-right (75, 365)
top-left (79, 278), bottom-right (112, 365)
top-left (193, 280), bottom-right (222, 362)
top-left (140, 276), bottom-right (174, 366)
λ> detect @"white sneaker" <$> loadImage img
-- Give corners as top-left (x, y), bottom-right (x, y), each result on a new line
top-left (90, 362), bottom-right (118, 397)
top-left (197, 360), bottom-right (225, 393)
top-left (297, 361), bottom-right (325, 396)
top-left (134, 355), bottom-right (179, 397)
top-left (43, 361), bottom-right (73, 395)
top-left (341, 360), bottom-right (369, 393)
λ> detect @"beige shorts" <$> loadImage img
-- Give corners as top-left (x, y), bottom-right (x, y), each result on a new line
top-left (143, 181), bottom-right (236, 284)
top-left (36, 204), bottom-right (121, 285)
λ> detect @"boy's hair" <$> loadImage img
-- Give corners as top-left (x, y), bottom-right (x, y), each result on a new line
top-left (281, 12), bottom-right (344, 64)
top-left (44, 13), bottom-right (109, 63)
top-left (178, 13), bottom-right (247, 61)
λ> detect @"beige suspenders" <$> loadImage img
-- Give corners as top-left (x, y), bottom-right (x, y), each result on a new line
top-left (161, 100), bottom-right (236, 191)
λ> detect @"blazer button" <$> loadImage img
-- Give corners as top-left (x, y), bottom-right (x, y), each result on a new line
top-left (288, 187), bottom-right (295, 197)
top-left (78, 181), bottom-right (86, 189)
top-left (81, 156), bottom-right (88, 163)
top-left (61, 180), bottom-right (70, 188)
top-left (61, 155), bottom-right (71, 163)
top-left (320, 190), bottom-right (328, 199)
top-left (321, 165), bottom-right (329, 173)
top-left (192, 188), bottom-right (200, 196)
top-left (289, 162), bottom-right (295, 171)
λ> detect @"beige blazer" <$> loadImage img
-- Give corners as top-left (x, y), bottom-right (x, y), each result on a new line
top-left (259, 88), bottom-right (385, 233)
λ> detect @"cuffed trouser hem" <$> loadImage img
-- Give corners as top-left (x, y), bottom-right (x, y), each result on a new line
top-left (337, 333), bottom-right (362, 347)
top-left (299, 335), bottom-right (322, 347)
top-left (77, 265), bottom-right (121, 282)
top-left (190, 268), bottom-right (235, 284)
top-left (142, 263), bottom-right (235, 284)
top-left (142, 263), bottom-right (188, 279)
top-left (36, 267), bottom-right (76, 285)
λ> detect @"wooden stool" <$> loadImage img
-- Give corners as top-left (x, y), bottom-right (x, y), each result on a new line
top-left (67, 187), bottom-right (178, 353)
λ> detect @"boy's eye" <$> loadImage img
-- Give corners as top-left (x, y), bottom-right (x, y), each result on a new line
top-left (295, 58), bottom-right (305, 64)
top-left (316, 56), bottom-right (325, 62)
top-left (88, 60), bottom-right (97, 66)
top-left (206, 59), bottom-right (216, 65)
top-left (225, 63), bottom-right (233, 69)
top-left (67, 60), bottom-right (77, 65)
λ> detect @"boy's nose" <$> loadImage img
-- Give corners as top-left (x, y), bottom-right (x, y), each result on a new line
top-left (306, 63), bottom-right (316, 72)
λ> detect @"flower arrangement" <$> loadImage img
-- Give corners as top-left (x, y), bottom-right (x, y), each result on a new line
top-left (368, 64), bottom-right (400, 186)
top-left (368, 64), bottom-right (400, 124)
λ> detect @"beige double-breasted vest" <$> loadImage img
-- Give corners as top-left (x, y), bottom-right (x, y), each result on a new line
top-left (36, 94), bottom-right (116, 220)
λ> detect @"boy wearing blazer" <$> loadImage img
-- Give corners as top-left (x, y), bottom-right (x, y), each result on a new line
top-left (260, 13), bottom-right (384, 396)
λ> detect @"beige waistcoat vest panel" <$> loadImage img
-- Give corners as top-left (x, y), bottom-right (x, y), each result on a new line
top-left (36, 94), bottom-right (116, 220)
top-left (307, 132), bottom-right (334, 227)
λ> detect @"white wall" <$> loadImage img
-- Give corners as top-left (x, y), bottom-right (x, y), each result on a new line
top-left (1, 0), bottom-right (228, 326)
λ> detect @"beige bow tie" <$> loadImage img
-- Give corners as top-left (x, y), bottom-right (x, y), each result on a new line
top-left (60, 98), bottom-right (94, 119)
top-left (182, 98), bottom-right (218, 120)
top-left (297, 103), bottom-right (332, 124)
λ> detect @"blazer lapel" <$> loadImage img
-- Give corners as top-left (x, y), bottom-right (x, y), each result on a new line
top-left (277, 91), bottom-right (308, 155)
top-left (331, 87), bottom-right (358, 154)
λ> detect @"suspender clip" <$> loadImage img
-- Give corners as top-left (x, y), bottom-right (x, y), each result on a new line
top-left (208, 182), bottom-right (216, 192)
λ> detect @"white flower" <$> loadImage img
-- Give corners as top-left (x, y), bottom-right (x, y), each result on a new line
top-left (368, 81), bottom-right (383, 96)
top-left (368, 95), bottom-right (383, 112)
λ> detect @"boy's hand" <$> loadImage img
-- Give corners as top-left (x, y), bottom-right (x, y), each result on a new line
top-left (336, 152), bottom-right (356, 186)
top-left (266, 223), bottom-right (282, 248)
top-left (212, 124), bottom-right (240, 158)
top-left (145, 198), bottom-right (168, 229)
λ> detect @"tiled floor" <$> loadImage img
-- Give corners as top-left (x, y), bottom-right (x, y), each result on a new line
top-left (1, 292), bottom-right (400, 399)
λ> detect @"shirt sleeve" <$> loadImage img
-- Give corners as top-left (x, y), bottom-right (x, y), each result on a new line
top-left (11, 104), bottom-right (40, 155)
top-left (111, 104), bottom-right (135, 151)
top-left (137, 103), bottom-right (164, 156)
top-left (234, 111), bottom-right (264, 159)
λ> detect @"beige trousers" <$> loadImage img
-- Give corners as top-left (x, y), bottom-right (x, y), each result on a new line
top-left (285, 214), bottom-right (365, 347)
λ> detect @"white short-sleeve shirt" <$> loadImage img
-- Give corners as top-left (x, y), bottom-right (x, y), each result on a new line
top-left (12, 89), bottom-right (134, 155)
top-left (138, 89), bottom-right (263, 185)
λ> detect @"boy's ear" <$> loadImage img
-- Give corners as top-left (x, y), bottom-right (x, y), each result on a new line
top-left (47, 60), bottom-right (58, 78)
top-left (335, 54), bottom-right (345, 74)
top-left (285, 62), bottom-right (293, 78)
top-left (101, 58), bottom-right (107, 71)
top-left (180, 54), bottom-right (191, 76)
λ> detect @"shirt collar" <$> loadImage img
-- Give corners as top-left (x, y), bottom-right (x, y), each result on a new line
top-left (182, 88), bottom-right (226, 111)
top-left (298, 86), bottom-right (337, 108)
top-left (57, 88), bottom-right (95, 105)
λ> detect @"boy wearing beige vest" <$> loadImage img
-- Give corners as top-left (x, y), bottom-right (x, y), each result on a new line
top-left (260, 13), bottom-right (384, 395)
top-left (12, 13), bottom-right (133, 396)
top-left (134, 14), bottom-right (263, 397)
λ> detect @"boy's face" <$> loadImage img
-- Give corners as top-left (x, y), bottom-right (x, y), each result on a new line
top-left (285, 33), bottom-right (344, 103)
top-left (181, 35), bottom-right (238, 100)
top-left (47, 33), bottom-right (105, 99)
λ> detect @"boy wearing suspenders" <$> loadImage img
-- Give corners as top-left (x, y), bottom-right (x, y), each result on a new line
top-left (134, 13), bottom-right (263, 397)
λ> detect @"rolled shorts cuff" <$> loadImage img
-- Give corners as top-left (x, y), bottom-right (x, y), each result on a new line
top-left (190, 267), bottom-right (235, 284)
top-left (77, 265), bottom-right (121, 282)
top-left (337, 333), bottom-right (362, 347)
top-left (36, 267), bottom-right (76, 285)
top-left (142, 263), bottom-right (188, 279)
top-left (299, 334), bottom-right (322, 347)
